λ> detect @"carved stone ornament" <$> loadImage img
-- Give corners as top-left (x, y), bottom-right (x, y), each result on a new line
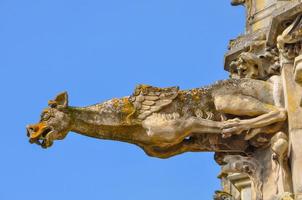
top-left (27, 1), bottom-right (302, 200)
top-left (220, 155), bottom-right (263, 200)
top-left (277, 15), bottom-right (302, 62)
top-left (214, 191), bottom-right (235, 200)
top-left (230, 0), bottom-right (254, 26)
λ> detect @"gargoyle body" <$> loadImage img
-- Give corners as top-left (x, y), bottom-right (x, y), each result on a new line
top-left (27, 78), bottom-right (286, 158)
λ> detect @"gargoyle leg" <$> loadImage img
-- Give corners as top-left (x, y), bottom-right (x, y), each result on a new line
top-left (223, 109), bottom-right (286, 135)
top-left (214, 94), bottom-right (287, 135)
top-left (142, 114), bottom-right (224, 148)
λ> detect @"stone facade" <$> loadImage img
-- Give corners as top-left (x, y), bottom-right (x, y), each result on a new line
top-left (223, 1), bottom-right (302, 199)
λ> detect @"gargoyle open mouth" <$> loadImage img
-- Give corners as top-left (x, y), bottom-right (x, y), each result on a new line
top-left (27, 123), bottom-right (54, 148)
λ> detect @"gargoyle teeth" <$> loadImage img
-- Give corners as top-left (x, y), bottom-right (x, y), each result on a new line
top-left (40, 127), bottom-right (52, 140)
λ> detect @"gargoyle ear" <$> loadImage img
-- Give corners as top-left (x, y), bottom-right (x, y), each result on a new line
top-left (48, 92), bottom-right (69, 109)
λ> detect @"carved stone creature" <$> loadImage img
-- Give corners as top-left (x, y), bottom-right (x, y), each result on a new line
top-left (229, 45), bottom-right (281, 81)
top-left (220, 155), bottom-right (263, 200)
top-left (230, 52), bottom-right (262, 79)
top-left (26, 79), bottom-right (286, 158)
top-left (213, 191), bottom-right (235, 200)
top-left (260, 47), bottom-right (281, 78)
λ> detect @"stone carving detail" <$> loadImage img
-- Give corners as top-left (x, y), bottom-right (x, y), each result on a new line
top-left (129, 85), bottom-right (179, 120)
top-left (278, 192), bottom-right (294, 200)
top-left (261, 47), bottom-right (281, 77)
top-left (277, 15), bottom-right (302, 62)
top-left (230, 52), bottom-right (262, 79)
top-left (214, 191), bottom-right (235, 200)
top-left (220, 155), bottom-right (263, 200)
top-left (229, 47), bottom-right (281, 80)
top-left (271, 132), bottom-right (293, 198)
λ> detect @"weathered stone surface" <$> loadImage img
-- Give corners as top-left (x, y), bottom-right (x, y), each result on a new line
top-left (27, 78), bottom-right (286, 151)
top-left (294, 55), bottom-right (302, 85)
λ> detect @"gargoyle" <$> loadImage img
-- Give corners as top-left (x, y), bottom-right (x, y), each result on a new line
top-left (26, 78), bottom-right (286, 158)
top-left (230, 52), bottom-right (262, 79)
top-left (229, 49), bottom-right (281, 80)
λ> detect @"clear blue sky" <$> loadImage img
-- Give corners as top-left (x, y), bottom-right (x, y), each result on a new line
top-left (0, 1), bottom-right (245, 199)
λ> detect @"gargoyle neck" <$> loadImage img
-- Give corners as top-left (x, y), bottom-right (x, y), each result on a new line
top-left (67, 106), bottom-right (146, 144)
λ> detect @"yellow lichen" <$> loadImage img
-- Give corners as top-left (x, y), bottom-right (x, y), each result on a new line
top-left (178, 91), bottom-right (186, 101)
top-left (112, 98), bottom-right (120, 109)
top-left (121, 98), bottom-right (134, 114)
top-left (191, 89), bottom-right (201, 102)
top-left (119, 97), bottom-right (136, 124)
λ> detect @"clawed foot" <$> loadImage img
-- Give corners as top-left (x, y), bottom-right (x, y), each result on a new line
top-left (222, 118), bottom-right (250, 138)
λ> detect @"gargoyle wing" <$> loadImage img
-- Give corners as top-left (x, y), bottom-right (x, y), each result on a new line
top-left (129, 84), bottom-right (179, 120)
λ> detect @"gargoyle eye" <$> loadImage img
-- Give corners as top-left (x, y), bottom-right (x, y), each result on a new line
top-left (41, 112), bottom-right (51, 121)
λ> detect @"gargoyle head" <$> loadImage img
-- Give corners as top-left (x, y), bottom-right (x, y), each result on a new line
top-left (26, 92), bottom-right (72, 148)
top-left (230, 52), bottom-right (262, 79)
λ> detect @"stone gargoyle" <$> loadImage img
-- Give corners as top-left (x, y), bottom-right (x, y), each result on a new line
top-left (26, 78), bottom-right (286, 158)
